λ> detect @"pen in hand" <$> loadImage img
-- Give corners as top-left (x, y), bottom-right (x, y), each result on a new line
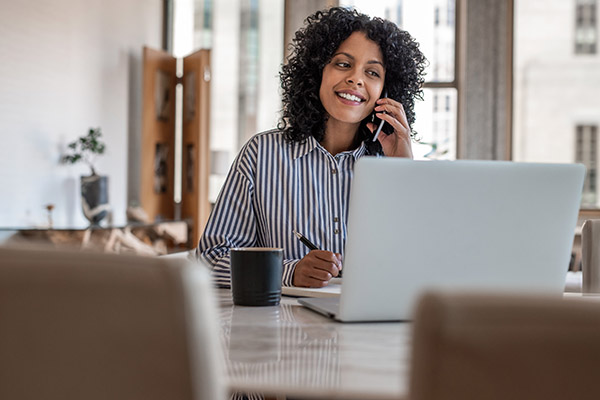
top-left (293, 229), bottom-right (318, 250)
top-left (292, 230), bottom-right (342, 277)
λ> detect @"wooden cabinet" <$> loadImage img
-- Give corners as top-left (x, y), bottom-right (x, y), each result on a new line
top-left (141, 47), bottom-right (211, 248)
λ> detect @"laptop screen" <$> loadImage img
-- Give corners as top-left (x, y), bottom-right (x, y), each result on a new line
top-left (334, 158), bottom-right (584, 322)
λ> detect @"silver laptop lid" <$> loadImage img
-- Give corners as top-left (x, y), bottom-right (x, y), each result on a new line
top-left (337, 158), bottom-right (585, 322)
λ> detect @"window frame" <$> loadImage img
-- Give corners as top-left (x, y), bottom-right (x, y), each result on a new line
top-left (422, 0), bottom-right (461, 158)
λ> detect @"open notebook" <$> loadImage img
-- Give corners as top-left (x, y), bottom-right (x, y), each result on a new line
top-left (282, 278), bottom-right (342, 298)
top-left (298, 158), bottom-right (585, 322)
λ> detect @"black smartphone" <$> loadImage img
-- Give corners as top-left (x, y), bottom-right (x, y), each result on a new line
top-left (371, 89), bottom-right (389, 142)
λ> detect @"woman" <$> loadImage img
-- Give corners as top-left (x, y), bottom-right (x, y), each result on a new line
top-left (198, 7), bottom-right (426, 288)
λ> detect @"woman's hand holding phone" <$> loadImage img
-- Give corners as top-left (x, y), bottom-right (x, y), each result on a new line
top-left (367, 96), bottom-right (414, 158)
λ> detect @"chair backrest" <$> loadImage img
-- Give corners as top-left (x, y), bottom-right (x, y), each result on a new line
top-left (582, 218), bottom-right (600, 293)
top-left (409, 291), bottom-right (600, 400)
top-left (0, 245), bottom-right (225, 400)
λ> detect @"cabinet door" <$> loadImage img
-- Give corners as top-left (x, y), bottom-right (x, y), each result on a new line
top-left (141, 46), bottom-right (177, 222)
top-left (182, 49), bottom-right (211, 247)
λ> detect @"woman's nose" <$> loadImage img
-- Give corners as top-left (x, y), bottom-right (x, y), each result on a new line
top-left (346, 74), bottom-right (363, 86)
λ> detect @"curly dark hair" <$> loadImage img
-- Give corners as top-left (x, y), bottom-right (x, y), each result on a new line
top-left (279, 7), bottom-right (427, 154)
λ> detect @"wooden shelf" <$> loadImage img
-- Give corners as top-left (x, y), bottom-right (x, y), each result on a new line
top-left (3, 221), bottom-right (190, 256)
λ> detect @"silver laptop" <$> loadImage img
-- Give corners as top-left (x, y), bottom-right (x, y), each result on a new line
top-left (299, 157), bottom-right (585, 322)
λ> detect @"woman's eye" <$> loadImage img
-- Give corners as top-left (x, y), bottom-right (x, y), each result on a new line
top-left (336, 62), bottom-right (351, 68)
top-left (367, 70), bottom-right (381, 78)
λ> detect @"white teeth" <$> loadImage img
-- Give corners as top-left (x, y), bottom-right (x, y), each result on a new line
top-left (338, 92), bottom-right (363, 102)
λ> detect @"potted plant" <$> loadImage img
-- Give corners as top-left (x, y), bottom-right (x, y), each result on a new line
top-left (62, 127), bottom-right (110, 225)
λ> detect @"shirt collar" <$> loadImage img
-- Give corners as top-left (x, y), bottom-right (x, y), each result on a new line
top-left (350, 141), bottom-right (368, 159)
top-left (292, 136), bottom-right (368, 161)
top-left (291, 136), bottom-right (320, 160)
top-left (332, 140), bottom-right (368, 161)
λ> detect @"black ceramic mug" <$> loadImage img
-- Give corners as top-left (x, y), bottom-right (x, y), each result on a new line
top-left (230, 247), bottom-right (284, 306)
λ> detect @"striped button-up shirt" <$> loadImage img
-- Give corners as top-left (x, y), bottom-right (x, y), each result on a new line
top-left (198, 129), bottom-right (368, 288)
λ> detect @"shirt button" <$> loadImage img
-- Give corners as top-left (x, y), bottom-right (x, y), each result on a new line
top-left (333, 217), bottom-right (339, 223)
top-left (332, 169), bottom-right (337, 174)
top-left (334, 229), bottom-right (340, 234)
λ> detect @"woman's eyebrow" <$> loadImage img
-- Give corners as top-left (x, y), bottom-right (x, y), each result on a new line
top-left (332, 52), bottom-right (384, 67)
top-left (333, 51), bottom-right (354, 59)
top-left (367, 60), bottom-right (384, 67)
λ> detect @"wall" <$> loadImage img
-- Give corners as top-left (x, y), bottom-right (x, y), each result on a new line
top-left (0, 0), bottom-right (162, 228)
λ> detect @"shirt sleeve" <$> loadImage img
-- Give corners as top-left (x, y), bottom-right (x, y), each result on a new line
top-left (282, 259), bottom-right (300, 287)
top-left (197, 134), bottom-right (302, 288)
top-left (197, 161), bottom-right (257, 288)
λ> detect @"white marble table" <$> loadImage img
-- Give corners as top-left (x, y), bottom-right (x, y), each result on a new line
top-left (216, 289), bottom-right (411, 399)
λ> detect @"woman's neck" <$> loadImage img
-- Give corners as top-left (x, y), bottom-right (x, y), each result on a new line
top-left (320, 119), bottom-right (361, 156)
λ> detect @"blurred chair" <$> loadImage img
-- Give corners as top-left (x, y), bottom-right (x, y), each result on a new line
top-left (0, 246), bottom-right (225, 400)
top-left (582, 219), bottom-right (600, 293)
top-left (409, 291), bottom-right (600, 400)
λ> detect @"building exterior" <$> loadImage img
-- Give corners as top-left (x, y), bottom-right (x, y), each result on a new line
top-left (513, 0), bottom-right (600, 207)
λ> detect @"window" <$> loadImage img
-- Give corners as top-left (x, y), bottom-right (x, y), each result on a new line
top-left (575, 0), bottom-right (597, 54)
top-left (341, 0), bottom-right (458, 160)
top-left (397, 0), bottom-right (404, 25)
top-left (447, 0), bottom-right (454, 26)
top-left (173, 0), bottom-right (284, 202)
top-left (238, 0), bottom-right (260, 145)
top-left (193, 0), bottom-right (212, 49)
top-left (513, 0), bottom-right (600, 208)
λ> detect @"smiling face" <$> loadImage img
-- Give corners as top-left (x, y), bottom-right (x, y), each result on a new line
top-left (319, 31), bottom-right (386, 133)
